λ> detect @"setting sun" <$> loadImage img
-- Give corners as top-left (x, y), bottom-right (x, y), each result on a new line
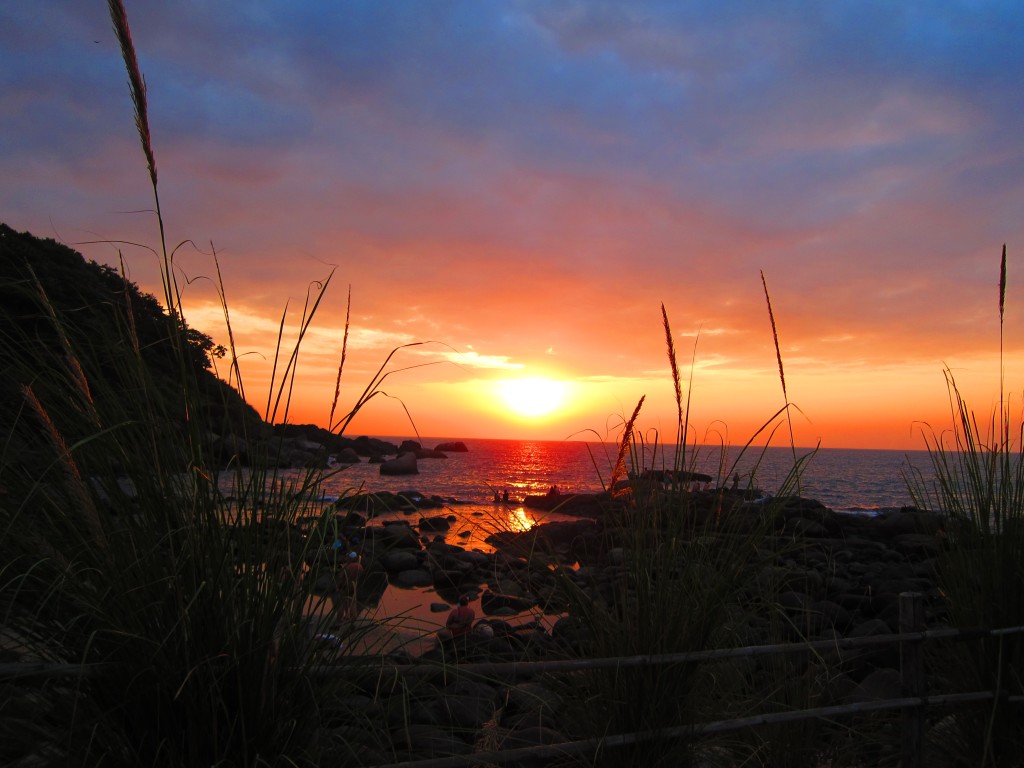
top-left (497, 377), bottom-right (567, 418)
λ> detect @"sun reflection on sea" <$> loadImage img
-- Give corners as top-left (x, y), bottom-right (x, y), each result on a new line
top-left (507, 507), bottom-right (539, 532)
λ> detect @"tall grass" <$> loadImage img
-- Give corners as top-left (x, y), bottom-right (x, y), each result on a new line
top-left (549, 304), bottom-right (821, 767)
top-left (1, 3), bottom-right (922, 764)
top-left (908, 244), bottom-right (1024, 767)
top-left (0, 4), bottom-right (399, 766)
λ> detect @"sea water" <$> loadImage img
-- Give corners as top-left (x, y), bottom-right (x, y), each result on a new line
top-left (240, 438), bottom-right (937, 648)
top-left (312, 438), bottom-right (931, 514)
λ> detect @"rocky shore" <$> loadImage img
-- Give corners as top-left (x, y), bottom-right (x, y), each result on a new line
top-left (314, 490), bottom-right (952, 763)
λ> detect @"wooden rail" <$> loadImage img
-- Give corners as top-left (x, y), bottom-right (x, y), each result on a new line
top-left (5, 593), bottom-right (1024, 768)
top-left (361, 592), bottom-right (1024, 768)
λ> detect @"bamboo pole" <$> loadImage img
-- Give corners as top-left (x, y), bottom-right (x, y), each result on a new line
top-left (9, 624), bottom-right (1024, 680)
top-left (901, 592), bottom-right (926, 768)
top-left (317, 623), bottom-right (1024, 682)
top-left (371, 692), bottom-right (1002, 768)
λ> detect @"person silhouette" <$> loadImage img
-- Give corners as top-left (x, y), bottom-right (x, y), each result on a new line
top-left (440, 595), bottom-right (475, 640)
top-left (332, 552), bottom-right (363, 622)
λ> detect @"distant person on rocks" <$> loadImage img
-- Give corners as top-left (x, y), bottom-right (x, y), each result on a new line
top-left (502, 488), bottom-right (509, 503)
top-left (332, 552), bottom-right (363, 623)
top-left (440, 595), bottom-right (475, 640)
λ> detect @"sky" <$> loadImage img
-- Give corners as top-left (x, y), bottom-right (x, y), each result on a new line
top-left (3, 2), bottom-right (1024, 450)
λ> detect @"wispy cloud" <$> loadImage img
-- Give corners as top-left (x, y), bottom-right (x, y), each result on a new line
top-left (3, 1), bottom-right (1023, 446)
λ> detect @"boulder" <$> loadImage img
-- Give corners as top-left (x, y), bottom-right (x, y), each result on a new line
top-left (435, 441), bottom-right (469, 453)
top-left (391, 568), bottom-right (435, 588)
top-left (481, 589), bottom-right (535, 614)
top-left (392, 723), bottom-right (472, 757)
top-left (433, 679), bottom-right (501, 729)
top-left (844, 668), bottom-right (903, 704)
top-left (333, 447), bottom-right (361, 465)
top-left (380, 550), bottom-right (420, 571)
top-left (371, 522), bottom-right (422, 550)
top-left (432, 569), bottom-right (467, 590)
top-left (350, 435), bottom-right (399, 457)
top-left (419, 516), bottom-right (451, 533)
top-left (504, 681), bottom-right (564, 720)
top-left (380, 452), bottom-right (418, 476)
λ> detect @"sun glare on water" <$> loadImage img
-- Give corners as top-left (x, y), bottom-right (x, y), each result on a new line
top-left (497, 377), bottom-right (567, 418)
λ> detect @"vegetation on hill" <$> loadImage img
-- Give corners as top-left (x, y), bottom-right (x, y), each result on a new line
top-left (0, 222), bottom-right (266, 471)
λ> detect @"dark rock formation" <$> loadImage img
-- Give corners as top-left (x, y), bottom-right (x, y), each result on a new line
top-left (434, 441), bottom-right (469, 453)
top-left (380, 452), bottom-right (418, 476)
top-left (522, 492), bottom-right (618, 517)
top-left (307, 489), bottom-right (963, 766)
top-left (334, 447), bottom-right (361, 464)
top-left (418, 515), bottom-right (452, 533)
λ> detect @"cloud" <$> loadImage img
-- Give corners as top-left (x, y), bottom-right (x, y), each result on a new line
top-left (432, 351), bottom-right (525, 370)
top-left (4, 1), bottom-right (1024, 447)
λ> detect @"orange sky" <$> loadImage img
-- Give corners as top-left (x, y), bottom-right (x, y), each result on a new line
top-left (3, 4), bottom-right (1023, 450)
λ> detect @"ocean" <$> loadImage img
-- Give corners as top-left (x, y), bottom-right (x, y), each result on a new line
top-left (312, 438), bottom-right (931, 514)
top-left (291, 438), bottom-right (934, 566)
top-left (256, 438), bottom-right (938, 646)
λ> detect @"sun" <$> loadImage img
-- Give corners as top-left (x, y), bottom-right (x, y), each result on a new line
top-left (497, 377), bottom-right (567, 418)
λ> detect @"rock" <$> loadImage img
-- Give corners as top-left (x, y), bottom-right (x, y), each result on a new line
top-left (419, 516), bottom-right (451, 533)
top-left (504, 681), bottom-right (563, 719)
top-left (486, 519), bottom-right (599, 554)
top-left (336, 491), bottom-right (415, 515)
top-left (432, 569), bottom-right (466, 590)
top-left (371, 522), bottom-right (422, 550)
top-left (481, 589), bottom-right (535, 614)
top-left (380, 550), bottom-right (420, 571)
top-left (779, 590), bottom-right (812, 612)
top-left (521, 493), bottom-right (612, 517)
top-left (392, 724), bottom-right (472, 757)
top-left (809, 598), bottom-right (853, 632)
top-left (876, 509), bottom-right (944, 537)
top-left (397, 440), bottom-right (422, 454)
top-left (391, 568), bottom-right (435, 588)
top-left (784, 517), bottom-right (830, 538)
top-left (845, 668), bottom-right (903, 703)
top-left (434, 441), bottom-right (469, 452)
top-left (350, 435), bottom-right (399, 457)
top-left (311, 571), bottom-right (334, 594)
top-left (333, 447), bottom-right (361, 465)
top-left (487, 606), bottom-right (519, 617)
top-left (893, 533), bottom-right (940, 556)
top-left (380, 452), bottom-right (418, 476)
top-left (437, 679), bottom-right (501, 729)
top-left (460, 550), bottom-right (493, 568)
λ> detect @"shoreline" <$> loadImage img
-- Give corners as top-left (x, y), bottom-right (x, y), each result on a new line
top-left (329, 489), bottom-right (942, 659)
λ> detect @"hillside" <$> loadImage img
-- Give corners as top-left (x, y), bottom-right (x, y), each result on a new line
top-left (0, 224), bottom-right (402, 475)
top-left (0, 223), bottom-right (266, 470)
